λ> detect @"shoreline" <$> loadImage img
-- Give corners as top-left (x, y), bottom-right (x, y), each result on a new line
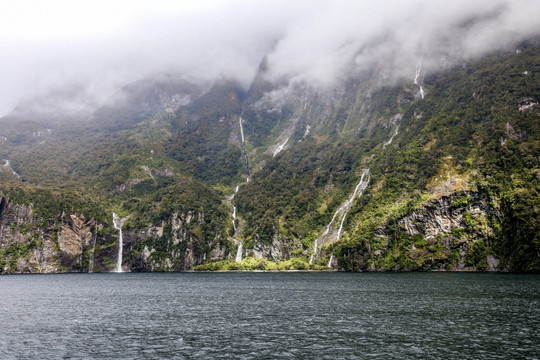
top-left (1, 269), bottom-right (534, 275)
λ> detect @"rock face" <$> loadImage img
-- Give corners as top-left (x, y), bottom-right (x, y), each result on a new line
top-left (0, 196), bottom-right (227, 273)
top-left (390, 192), bottom-right (499, 271)
top-left (0, 197), bottom-right (102, 272)
top-left (250, 234), bottom-right (301, 262)
top-left (129, 211), bottom-right (228, 272)
top-left (58, 214), bottom-right (96, 256)
top-left (518, 97), bottom-right (538, 114)
top-left (0, 197), bottom-right (59, 273)
top-left (398, 193), bottom-right (491, 242)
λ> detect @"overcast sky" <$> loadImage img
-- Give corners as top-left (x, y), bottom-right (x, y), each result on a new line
top-left (1, 0), bottom-right (539, 117)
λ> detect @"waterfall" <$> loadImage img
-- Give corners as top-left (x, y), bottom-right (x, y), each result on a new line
top-left (238, 116), bottom-right (251, 176)
top-left (336, 210), bottom-right (348, 240)
top-left (239, 116), bottom-right (245, 144)
top-left (230, 185), bottom-right (239, 231)
top-left (88, 233), bottom-right (97, 273)
top-left (273, 137), bottom-right (290, 157)
top-left (303, 124), bottom-right (311, 139)
top-left (309, 104), bottom-right (404, 264)
top-left (335, 170), bottom-right (371, 242)
top-left (309, 169), bottom-right (370, 264)
top-left (232, 205), bottom-right (237, 231)
top-left (414, 62), bottom-right (425, 99)
top-left (231, 115), bottom-right (254, 262)
top-left (229, 183), bottom-right (243, 262)
top-left (235, 242), bottom-right (243, 262)
top-left (327, 254), bottom-right (334, 268)
top-left (303, 84), bottom-right (308, 110)
top-left (309, 241), bottom-right (318, 264)
top-left (383, 125), bottom-right (399, 148)
top-left (112, 212), bottom-right (127, 273)
top-left (3, 160), bottom-right (20, 178)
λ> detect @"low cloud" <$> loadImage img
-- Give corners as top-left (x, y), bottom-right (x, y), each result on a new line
top-left (266, 0), bottom-right (540, 87)
top-left (1, 0), bottom-right (539, 118)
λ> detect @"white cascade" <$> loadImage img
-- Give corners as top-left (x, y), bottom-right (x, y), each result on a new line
top-left (3, 160), bottom-right (20, 178)
top-left (88, 234), bottom-right (97, 273)
top-left (235, 242), bottom-right (243, 262)
top-left (239, 116), bottom-right (245, 144)
top-left (229, 184), bottom-right (240, 201)
top-left (309, 113), bottom-right (402, 264)
top-left (303, 124), bottom-right (311, 139)
top-left (273, 137), bottom-right (289, 157)
top-left (230, 185), bottom-right (239, 233)
top-left (309, 169), bottom-right (370, 264)
top-left (335, 170), bottom-right (371, 241)
top-left (112, 212), bottom-right (127, 273)
top-left (230, 183), bottom-right (243, 262)
top-left (383, 125), bottom-right (399, 148)
top-left (327, 254), bottom-right (334, 268)
top-left (414, 63), bottom-right (425, 99)
top-left (309, 241), bottom-right (318, 264)
top-left (232, 205), bottom-right (237, 231)
top-left (238, 116), bottom-right (251, 176)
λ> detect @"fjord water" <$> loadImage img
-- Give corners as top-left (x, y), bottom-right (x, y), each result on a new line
top-left (0, 273), bottom-right (538, 359)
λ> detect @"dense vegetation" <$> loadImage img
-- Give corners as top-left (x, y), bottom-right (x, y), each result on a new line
top-left (0, 40), bottom-right (538, 272)
top-left (236, 41), bottom-right (539, 272)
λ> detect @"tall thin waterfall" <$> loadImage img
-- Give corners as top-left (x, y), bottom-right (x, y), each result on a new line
top-left (414, 62), bottom-right (425, 99)
top-left (239, 116), bottom-right (251, 176)
top-left (239, 116), bottom-right (245, 143)
top-left (229, 183), bottom-right (243, 261)
top-left (112, 212), bottom-right (127, 273)
top-left (230, 115), bottom-right (252, 261)
top-left (310, 169), bottom-right (370, 264)
top-left (88, 233), bottom-right (97, 273)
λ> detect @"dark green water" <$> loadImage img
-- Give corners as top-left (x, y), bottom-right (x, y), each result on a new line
top-left (0, 272), bottom-right (538, 359)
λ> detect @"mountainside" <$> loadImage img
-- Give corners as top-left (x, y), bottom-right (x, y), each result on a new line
top-left (0, 39), bottom-right (538, 273)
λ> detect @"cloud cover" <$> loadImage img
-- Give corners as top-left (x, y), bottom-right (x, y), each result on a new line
top-left (1, 0), bottom-right (539, 117)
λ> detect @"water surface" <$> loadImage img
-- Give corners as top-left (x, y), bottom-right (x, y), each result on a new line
top-left (0, 272), bottom-right (538, 359)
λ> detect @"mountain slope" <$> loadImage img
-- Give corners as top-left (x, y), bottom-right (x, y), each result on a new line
top-left (234, 40), bottom-right (539, 271)
top-left (0, 39), bottom-right (538, 273)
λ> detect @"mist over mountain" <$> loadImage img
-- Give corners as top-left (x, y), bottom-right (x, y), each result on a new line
top-left (2, 0), bottom-right (540, 118)
top-left (0, 1), bottom-right (538, 274)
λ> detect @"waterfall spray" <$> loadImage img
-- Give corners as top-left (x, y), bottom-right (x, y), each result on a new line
top-left (112, 213), bottom-right (128, 273)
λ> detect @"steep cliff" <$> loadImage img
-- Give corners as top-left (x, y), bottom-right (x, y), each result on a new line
top-left (0, 39), bottom-right (538, 273)
top-left (0, 177), bottom-right (231, 273)
top-left (0, 196), bottom-right (95, 273)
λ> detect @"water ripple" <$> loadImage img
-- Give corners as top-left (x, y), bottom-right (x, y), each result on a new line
top-left (0, 272), bottom-right (538, 359)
